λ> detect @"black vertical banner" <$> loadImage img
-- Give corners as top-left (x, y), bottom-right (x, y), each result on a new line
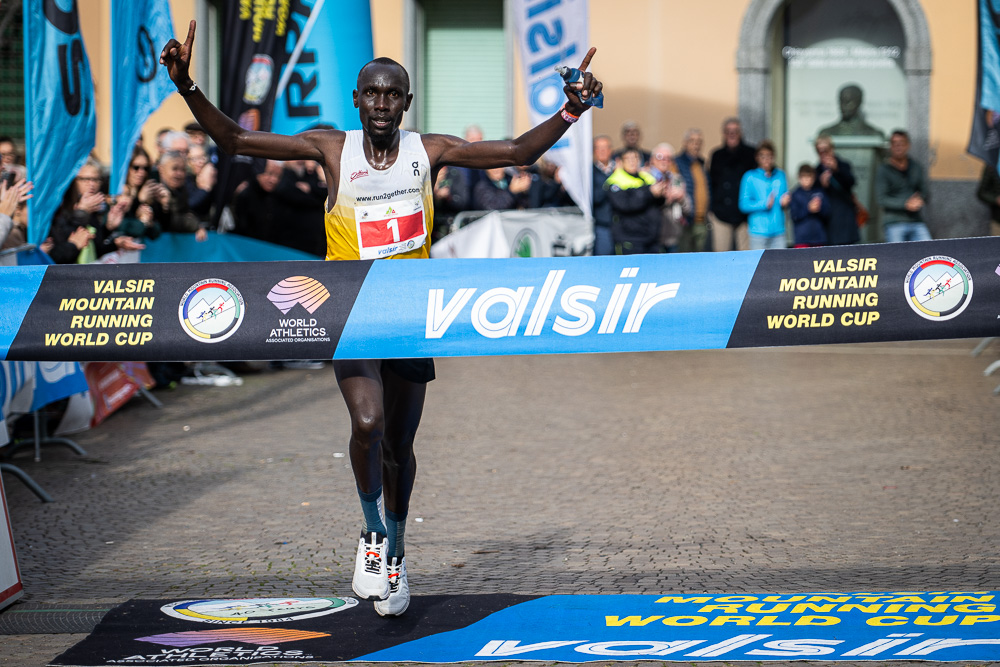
top-left (214, 2), bottom-right (296, 221)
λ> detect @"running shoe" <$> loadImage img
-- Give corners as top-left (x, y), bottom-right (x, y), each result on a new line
top-left (374, 556), bottom-right (409, 617)
top-left (352, 531), bottom-right (389, 601)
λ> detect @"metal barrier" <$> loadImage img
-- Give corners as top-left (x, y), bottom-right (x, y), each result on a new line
top-left (0, 243), bottom-right (36, 267)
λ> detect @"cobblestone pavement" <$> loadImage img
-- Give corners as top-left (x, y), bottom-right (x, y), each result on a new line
top-left (2, 341), bottom-right (1000, 666)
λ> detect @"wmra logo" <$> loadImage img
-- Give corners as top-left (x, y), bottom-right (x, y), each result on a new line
top-left (426, 268), bottom-right (679, 339)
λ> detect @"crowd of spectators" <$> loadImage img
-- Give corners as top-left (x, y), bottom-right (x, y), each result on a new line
top-left (0, 122), bottom-right (331, 263)
top-left (591, 117), bottom-right (955, 255)
top-left (0, 115), bottom-right (994, 264)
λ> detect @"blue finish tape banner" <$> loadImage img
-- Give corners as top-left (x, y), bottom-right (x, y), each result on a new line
top-left (1, 237), bottom-right (999, 362)
top-left (51, 592), bottom-right (1000, 664)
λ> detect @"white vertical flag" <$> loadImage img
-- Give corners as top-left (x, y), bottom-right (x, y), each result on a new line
top-left (512, 0), bottom-right (593, 218)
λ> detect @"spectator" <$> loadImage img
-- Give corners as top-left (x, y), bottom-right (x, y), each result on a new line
top-left (509, 161), bottom-right (571, 210)
top-left (184, 121), bottom-right (219, 165)
top-left (464, 125), bottom-right (483, 143)
top-left (473, 167), bottom-right (531, 210)
top-left (0, 136), bottom-right (26, 181)
top-left (605, 147), bottom-right (665, 255)
top-left (454, 125), bottom-right (485, 206)
top-left (530, 160), bottom-right (573, 208)
top-left (105, 193), bottom-right (160, 246)
top-left (739, 140), bottom-right (790, 251)
top-left (186, 144), bottom-right (218, 220)
top-left (432, 166), bottom-right (469, 239)
top-left (814, 135), bottom-right (860, 245)
top-left (709, 117), bottom-right (757, 251)
top-left (156, 151), bottom-right (208, 240)
top-left (232, 160), bottom-right (287, 243)
top-left (272, 159), bottom-right (327, 256)
top-left (613, 121), bottom-right (651, 165)
top-left (789, 164), bottom-right (830, 248)
top-left (592, 134), bottom-right (616, 256)
top-left (160, 130), bottom-right (191, 158)
top-left (875, 130), bottom-right (931, 243)
top-left (48, 161), bottom-right (144, 263)
top-left (0, 177), bottom-right (32, 249)
top-left (644, 143), bottom-right (690, 252)
top-left (154, 127), bottom-right (172, 158)
top-left (122, 147), bottom-right (170, 229)
top-left (976, 162), bottom-right (1000, 236)
top-left (674, 128), bottom-right (710, 252)
top-left (153, 128), bottom-right (191, 180)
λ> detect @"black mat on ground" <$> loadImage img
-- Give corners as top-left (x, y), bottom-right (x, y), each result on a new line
top-left (51, 595), bottom-right (537, 666)
top-left (0, 603), bottom-right (112, 634)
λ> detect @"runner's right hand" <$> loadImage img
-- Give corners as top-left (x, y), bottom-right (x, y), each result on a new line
top-left (160, 20), bottom-right (196, 86)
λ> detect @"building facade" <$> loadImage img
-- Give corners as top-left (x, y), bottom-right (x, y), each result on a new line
top-left (0, 0), bottom-right (987, 238)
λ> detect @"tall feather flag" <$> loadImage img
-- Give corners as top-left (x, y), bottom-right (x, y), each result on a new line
top-left (969, 0), bottom-right (1000, 167)
top-left (22, 0), bottom-right (97, 246)
top-left (110, 0), bottom-right (177, 195)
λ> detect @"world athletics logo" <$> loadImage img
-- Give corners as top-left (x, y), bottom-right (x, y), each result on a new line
top-left (161, 597), bottom-right (357, 624)
top-left (178, 279), bottom-right (246, 343)
top-left (266, 276), bottom-right (331, 314)
top-left (904, 255), bottom-right (974, 321)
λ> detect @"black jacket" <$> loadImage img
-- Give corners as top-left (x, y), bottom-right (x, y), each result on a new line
top-left (816, 155), bottom-right (860, 245)
top-left (709, 142), bottom-right (757, 224)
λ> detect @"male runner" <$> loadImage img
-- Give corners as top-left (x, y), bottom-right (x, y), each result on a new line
top-left (160, 21), bottom-right (603, 617)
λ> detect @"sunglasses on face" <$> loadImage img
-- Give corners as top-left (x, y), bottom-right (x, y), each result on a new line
top-left (130, 164), bottom-right (150, 171)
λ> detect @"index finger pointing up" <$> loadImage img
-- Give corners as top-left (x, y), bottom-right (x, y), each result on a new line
top-left (578, 47), bottom-right (596, 72)
top-left (184, 20), bottom-right (197, 49)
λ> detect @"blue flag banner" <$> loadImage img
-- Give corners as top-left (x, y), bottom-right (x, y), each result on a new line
top-left (981, 0), bottom-right (1000, 111)
top-left (969, 0), bottom-right (1000, 166)
top-left (271, 0), bottom-right (374, 134)
top-left (0, 361), bottom-right (33, 446)
top-left (110, 0), bottom-right (176, 195)
top-left (16, 247), bottom-right (53, 266)
top-left (139, 232), bottom-right (320, 263)
top-left (22, 0), bottom-right (97, 246)
top-left (29, 361), bottom-right (88, 412)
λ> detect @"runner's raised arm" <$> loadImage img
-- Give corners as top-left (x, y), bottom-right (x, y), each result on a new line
top-left (159, 20), bottom-right (333, 162)
top-left (423, 48), bottom-right (603, 169)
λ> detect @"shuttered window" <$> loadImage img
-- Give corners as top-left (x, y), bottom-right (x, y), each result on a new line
top-left (422, 0), bottom-right (507, 140)
top-left (0, 3), bottom-right (24, 141)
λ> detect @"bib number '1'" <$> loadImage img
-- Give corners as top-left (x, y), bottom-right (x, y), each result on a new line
top-left (355, 197), bottom-right (427, 259)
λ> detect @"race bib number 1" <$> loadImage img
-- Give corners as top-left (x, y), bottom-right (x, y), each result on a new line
top-left (355, 197), bottom-right (427, 259)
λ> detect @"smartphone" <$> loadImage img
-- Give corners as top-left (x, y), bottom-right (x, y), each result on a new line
top-left (0, 171), bottom-right (15, 188)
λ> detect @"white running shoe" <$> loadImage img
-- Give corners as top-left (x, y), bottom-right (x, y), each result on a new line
top-left (374, 556), bottom-right (409, 617)
top-left (352, 531), bottom-right (389, 601)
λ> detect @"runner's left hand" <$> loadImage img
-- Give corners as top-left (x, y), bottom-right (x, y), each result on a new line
top-left (564, 48), bottom-right (602, 115)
